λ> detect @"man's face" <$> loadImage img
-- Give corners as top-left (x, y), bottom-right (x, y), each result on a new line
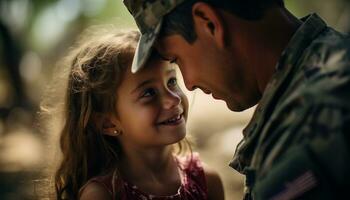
top-left (155, 34), bottom-right (260, 111)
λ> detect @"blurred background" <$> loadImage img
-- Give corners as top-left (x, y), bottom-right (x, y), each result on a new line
top-left (0, 0), bottom-right (349, 199)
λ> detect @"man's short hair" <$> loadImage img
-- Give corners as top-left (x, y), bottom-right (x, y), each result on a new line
top-left (160, 0), bottom-right (285, 43)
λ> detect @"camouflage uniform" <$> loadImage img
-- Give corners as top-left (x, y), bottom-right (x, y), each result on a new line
top-left (230, 13), bottom-right (350, 200)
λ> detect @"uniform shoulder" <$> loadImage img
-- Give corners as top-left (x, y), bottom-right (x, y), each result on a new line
top-left (297, 33), bottom-right (350, 106)
top-left (302, 29), bottom-right (350, 74)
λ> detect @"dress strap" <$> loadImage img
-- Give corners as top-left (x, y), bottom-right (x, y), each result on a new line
top-left (176, 152), bottom-right (208, 197)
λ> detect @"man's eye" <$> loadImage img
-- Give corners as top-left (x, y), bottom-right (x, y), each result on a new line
top-left (167, 77), bottom-right (178, 87)
top-left (141, 88), bottom-right (156, 98)
top-left (170, 58), bottom-right (177, 64)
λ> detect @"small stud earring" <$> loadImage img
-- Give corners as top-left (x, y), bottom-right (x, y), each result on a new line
top-left (113, 130), bottom-right (121, 136)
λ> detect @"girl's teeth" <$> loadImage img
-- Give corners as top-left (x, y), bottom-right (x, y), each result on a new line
top-left (165, 115), bottom-right (181, 123)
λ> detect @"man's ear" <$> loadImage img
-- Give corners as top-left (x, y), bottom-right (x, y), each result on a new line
top-left (192, 2), bottom-right (226, 49)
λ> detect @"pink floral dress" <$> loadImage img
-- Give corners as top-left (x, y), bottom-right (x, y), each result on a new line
top-left (79, 153), bottom-right (208, 200)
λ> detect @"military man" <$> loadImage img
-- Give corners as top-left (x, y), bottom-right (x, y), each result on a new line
top-left (123, 0), bottom-right (350, 199)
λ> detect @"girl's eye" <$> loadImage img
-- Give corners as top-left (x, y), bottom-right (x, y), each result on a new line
top-left (167, 77), bottom-right (178, 87)
top-left (141, 88), bottom-right (156, 98)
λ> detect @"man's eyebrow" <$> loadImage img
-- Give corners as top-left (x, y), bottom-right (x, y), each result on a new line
top-left (154, 50), bottom-right (173, 61)
top-left (158, 53), bottom-right (171, 61)
top-left (131, 79), bottom-right (155, 94)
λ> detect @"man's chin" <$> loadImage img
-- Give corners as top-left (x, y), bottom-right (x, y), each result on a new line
top-left (227, 103), bottom-right (245, 112)
top-left (226, 99), bottom-right (256, 112)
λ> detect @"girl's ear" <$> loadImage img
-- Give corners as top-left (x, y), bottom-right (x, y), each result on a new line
top-left (91, 113), bottom-right (122, 137)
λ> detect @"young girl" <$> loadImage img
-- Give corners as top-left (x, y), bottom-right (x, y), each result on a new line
top-left (54, 29), bottom-right (224, 200)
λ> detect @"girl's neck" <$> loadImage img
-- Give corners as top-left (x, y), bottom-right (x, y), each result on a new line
top-left (119, 145), bottom-right (179, 183)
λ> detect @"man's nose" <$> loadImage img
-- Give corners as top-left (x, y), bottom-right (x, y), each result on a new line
top-left (182, 75), bottom-right (196, 91)
top-left (177, 66), bottom-right (196, 91)
top-left (184, 82), bottom-right (196, 91)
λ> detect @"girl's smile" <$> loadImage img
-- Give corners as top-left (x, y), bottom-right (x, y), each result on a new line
top-left (157, 109), bottom-right (184, 125)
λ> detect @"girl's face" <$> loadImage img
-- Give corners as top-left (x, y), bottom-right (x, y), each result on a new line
top-left (114, 59), bottom-right (188, 149)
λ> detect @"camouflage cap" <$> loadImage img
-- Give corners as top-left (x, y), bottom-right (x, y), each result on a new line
top-left (123, 0), bottom-right (185, 73)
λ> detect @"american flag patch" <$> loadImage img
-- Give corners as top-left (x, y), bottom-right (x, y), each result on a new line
top-left (270, 171), bottom-right (318, 200)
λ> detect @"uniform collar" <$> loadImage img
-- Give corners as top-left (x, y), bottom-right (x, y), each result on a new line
top-left (244, 13), bottom-right (327, 137)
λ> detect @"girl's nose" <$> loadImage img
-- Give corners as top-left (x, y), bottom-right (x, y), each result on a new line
top-left (162, 90), bottom-right (181, 110)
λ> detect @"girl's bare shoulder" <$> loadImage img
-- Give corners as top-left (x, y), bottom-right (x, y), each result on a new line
top-left (202, 163), bottom-right (225, 200)
top-left (79, 182), bottom-right (112, 200)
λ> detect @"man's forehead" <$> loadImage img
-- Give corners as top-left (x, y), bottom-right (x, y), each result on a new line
top-left (154, 37), bottom-right (167, 50)
top-left (154, 35), bottom-right (183, 54)
top-left (153, 39), bottom-right (171, 58)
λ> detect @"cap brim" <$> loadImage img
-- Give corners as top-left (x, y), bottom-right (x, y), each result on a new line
top-left (131, 19), bottom-right (163, 73)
